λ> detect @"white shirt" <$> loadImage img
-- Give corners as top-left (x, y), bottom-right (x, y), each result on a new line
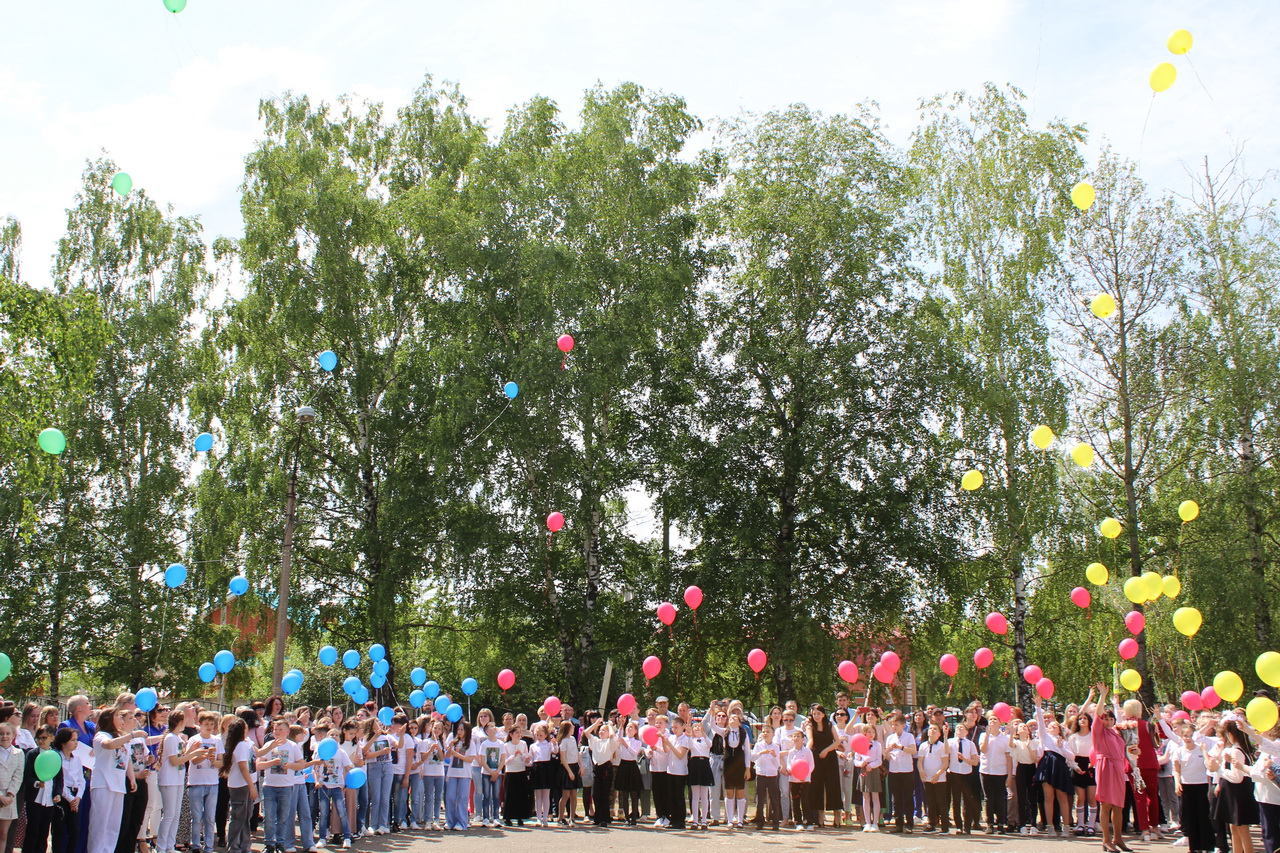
top-left (1173, 740), bottom-right (1209, 785)
top-left (226, 740), bottom-right (255, 789)
top-left (477, 738), bottom-right (504, 773)
top-left (648, 735), bottom-right (668, 772)
top-left (979, 730), bottom-right (1011, 775)
top-left (502, 740), bottom-right (528, 773)
top-left (91, 732), bottom-right (129, 794)
top-left (318, 748), bottom-right (352, 789)
top-left (1033, 710), bottom-right (1073, 761)
top-left (785, 746), bottom-right (814, 780)
top-left (186, 735), bottom-right (222, 786)
top-left (261, 739), bottom-right (301, 787)
top-left (446, 737), bottom-right (473, 778)
top-left (919, 739), bottom-right (949, 779)
top-left (529, 739), bottom-right (554, 763)
top-left (885, 731), bottom-right (916, 774)
top-left (687, 736), bottom-right (712, 759)
top-left (947, 737), bottom-right (976, 775)
top-left (157, 733), bottom-right (186, 786)
top-left (417, 736), bottom-right (444, 777)
top-left (751, 739), bottom-right (781, 776)
top-left (587, 733), bottom-right (617, 764)
top-left (665, 734), bottom-right (690, 776)
top-left (616, 737), bottom-right (640, 761)
top-left (854, 740), bottom-right (883, 771)
top-left (15, 729), bottom-right (36, 751)
top-left (61, 754), bottom-right (84, 802)
top-left (1251, 754), bottom-right (1280, 806)
top-left (1011, 739), bottom-right (1039, 766)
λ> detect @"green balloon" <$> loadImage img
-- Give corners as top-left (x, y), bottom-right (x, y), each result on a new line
top-left (34, 749), bottom-right (62, 782)
top-left (0, 653), bottom-right (10, 682)
top-left (163, 0), bottom-right (187, 11)
top-left (111, 172), bottom-right (132, 196)
top-left (37, 428), bottom-right (66, 455)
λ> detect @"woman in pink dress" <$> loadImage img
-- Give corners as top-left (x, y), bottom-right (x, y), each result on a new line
top-left (1091, 684), bottom-right (1133, 852)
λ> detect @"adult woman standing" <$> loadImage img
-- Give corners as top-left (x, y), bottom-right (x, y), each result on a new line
top-left (59, 698), bottom-right (96, 853)
top-left (1091, 684), bottom-right (1131, 853)
top-left (804, 705), bottom-right (843, 828)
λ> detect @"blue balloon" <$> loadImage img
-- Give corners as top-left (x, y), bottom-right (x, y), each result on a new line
top-left (437, 694), bottom-right (451, 710)
top-left (194, 432), bottom-right (214, 452)
top-left (228, 576), bottom-right (249, 596)
top-left (198, 662), bottom-right (216, 683)
top-left (342, 649), bottom-right (360, 669)
top-left (214, 649), bottom-right (235, 674)
top-left (319, 645), bottom-right (338, 666)
top-left (345, 768), bottom-right (367, 789)
top-left (317, 737), bottom-right (338, 761)
top-left (351, 686), bottom-right (369, 705)
top-left (282, 672), bottom-right (303, 695)
top-left (503, 381), bottom-right (519, 399)
top-left (410, 667), bottom-right (427, 686)
top-left (378, 706), bottom-right (394, 726)
top-left (318, 350), bottom-right (338, 372)
top-left (342, 676), bottom-right (361, 695)
top-left (370, 672), bottom-right (386, 689)
top-left (445, 703), bottom-right (463, 722)
top-left (373, 658), bottom-right (389, 677)
top-left (409, 689), bottom-right (426, 708)
top-left (136, 688), bottom-right (158, 712)
top-left (164, 563), bottom-right (187, 588)
top-left (423, 681), bottom-right (440, 699)
top-left (368, 644), bottom-right (386, 662)
top-left (461, 677), bottom-right (478, 696)
top-left (288, 668), bottom-right (303, 680)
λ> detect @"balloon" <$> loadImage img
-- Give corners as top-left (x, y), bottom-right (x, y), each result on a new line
top-left (872, 662), bottom-right (893, 684)
top-left (1247, 697), bottom-right (1279, 733)
top-left (368, 644), bottom-right (386, 662)
top-left (461, 677), bottom-right (478, 696)
top-left (378, 707), bottom-right (394, 726)
top-left (34, 750), bottom-right (62, 782)
top-left (194, 432), bottom-right (214, 452)
top-left (1123, 577), bottom-right (1145, 604)
top-left (640, 725), bottom-right (660, 747)
top-left (1120, 669), bottom-right (1142, 692)
top-left (370, 672), bottom-right (386, 689)
top-left (881, 651), bottom-right (901, 673)
top-left (437, 695), bottom-right (451, 710)
top-left (1142, 571), bottom-right (1163, 601)
top-left (974, 647), bottom-right (994, 669)
top-left (317, 350), bottom-right (338, 372)
top-left (683, 586), bottom-right (703, 610)
top-left (373, 658), bottom-right (389, 677)
top-left (318, 645), bottom-right (337, 666)
top-left (1023, 665), bottom-right (1043, 684)
top-left (1086, 562), bottom-right (1109, 586)
top-left (557, 334), bottom-right (575, 353)
top-left (214, 649), bottom-right (235, 674)
top-left (503, 381), bottom-right (519, 399)
top-left (849, 733), bottom-right (871, 756)
top-left (547, 512), bottom-right (564, 532)
top-left (1100, 517), bottom-right (1122, 539)
top-left (1070, 182), bottom-right (1096, 212)
top-left (164, 563), bottom-right (187, 588)
top-left (1118, 638), bottom-right (1139, 660)
top-left (345, 768), bottom-right (367, 789)
top-left (343, 650), bottom-right (360, 669)
top-left (1179, 500), bottom-right (1200, 523)
top-left (1181, 690), bottom-right (1203, 711)
top-left (438, 703), bottom-right (456, 722)
top-left (1036, 678), bottom-right (1055, 699)
top-left (342, 676), bottom-right (361, 695)
top-left (1070, 587), bottom-right (1091, 608)
top-left (1031, 425), bottom-right (1055, 450)
top-left (1150, 62), bottom-right (1177, 93)
top-left (1162, 575), bottom-right (1181, 599)
top-left (642, 655), bottom-right (662, 680)
top-left (1071, 442), bottom-right (1095, 467)
top-left (38, 428), bottom-right (66, 455)
top-left (1091, 292), bottom-right (1117, 319)
top-left (1168, 28), bottom-right (1193, 55)
top-left (617, 693), bottom-right (637, 716)
top-left (790, 759), bottom-right (811, 782)
top-left (544, 696), bottom-right (562, 717)
top-left (423, 680), bottom-right (440, 699)
top-left (656, 602), bottom-right (677, 626)
top-left (992, 702), bottom-right (1012, 723)
top-left (497, 669), bottom-right (516, 691)
top-left (748, 648), bottom-right (768, 674)
top-left (939, 654), bottom-right (958, 677)
top-left (1173, 710), bottom-right (1191, 721)
top-left (1214, 670), bottom-right (1244, 703)
top-left (136, 688), bottom-right (158, 712)
top-left (198, 662), bottom-right (216, 683)
top-left (985, 612), bottom-right (1008, 635)
top-left (317, 737), bottom-right (338, 761)
top-left (228, 576), bottom-right (249, 596)
top-left (410, 690), bottom-right (426, 708)
top-left (1173, 607), bottom-right (1203, 637)
top-left (282, 672), bottom-right (303, 695)
top-left (838, 660), bottom-right (860, 683)
top-left (1201, 686), bottom-right (1220, 709)
top-left (111, 172), bottom-right (132, 196)
top-left (410, 667), bottom-right (427, 686)
top-left (1258, 653), bottom-right (1280, 688)
top-left (163, 0), bottom-right (187, 12)
top-left (961, 470), bottom-right (984, 491)
top-left (1125, 611), bottom-right (1146, 635)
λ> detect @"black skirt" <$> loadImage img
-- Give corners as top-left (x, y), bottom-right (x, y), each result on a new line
top-left (1214, 778), bottom-right (1259, 826)
top-left (1073, 756), bottom-right (1096, 787)
top-left (688, 756), bottom-right (714, 787)
top-left (1035, 751), bottom-right (1074, 794)
top-left (723, 753), bottom-right (747, 789)
top-left (558, 761), bottom-right (582, 790)
top-left (615, 759), bottom-right (643, 793)
top-left (531, 760), bottom-right (556, 789)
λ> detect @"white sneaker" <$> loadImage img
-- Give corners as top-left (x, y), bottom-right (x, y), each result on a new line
top-left (1171, 837), bottom-right (1188, 847)
top-left (315, 842), bottom-right (327, 850)
top-left (1028, 826), bottom-right (1039, 835)
top-left (340, 842), bottom-right (350, 850)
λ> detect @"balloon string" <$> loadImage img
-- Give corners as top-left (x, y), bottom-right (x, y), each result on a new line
top-left (1137, 93), bottom-right (1155, 175)
top-left (460, 398), bottom-right (512, 449)
top-left (1185, 57), bottom-right (1233, 139)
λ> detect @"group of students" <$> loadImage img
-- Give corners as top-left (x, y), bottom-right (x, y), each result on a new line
top-left (0, 683), bottom-right (1278, 853)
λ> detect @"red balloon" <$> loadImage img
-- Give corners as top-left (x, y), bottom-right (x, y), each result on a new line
top-left (1023, 664), bottom-right (1044, 684)
top-left (656, 602), bottom-right (677, 626)
top-left (544, 696), bottom-right (562, 717)
top-left (881, 651), bottom-right (901, 673)
top-left (985, 612), bottom-right (1008, 635)
top-left (849, 733), bottom-right (871, 756)
top-left (1181, 690), bottom-right (1203, 712)
top-left (837, 660), bottom-right (859, 684)
top-left (974, 647), bottom-right (994, 669)
top-left (683, 585), bottom-right (703, 610)
top-left (497, 668), bottom-right (515, 691)
top-left (640, 724), bottom-right (659, 747)
top-left (617, 693), bottom-right (637, 716)
top-left (1118, 638), bottom-right (1139, 660)
top-left (789, 759), bottom-right (811, 782)
top-left (1070, 587), bottom-right (1091, 608)
top-left (642, 655), bottom-right (662, 680)
top-left (1036, 677), bottom-right (1055, 699)
top-left (939, 654), bottom-right (959, 677)
top-left (1125, 611), bottom-right (1146, 635)
top-left (1172, 710), bottom-right (1191, 721)
top-left (547, 512), bottom-right (565, 532)
top-left (1200, 686), bottom-right (1220, 709)
top-left (747, 648), bottom-right (768, 674)
top-left (992, 702), bottom-right (1012, 723)
top-left (557, 334), bottom-right (575, 353)
top-left (872, 662), bottom-right (893, 684)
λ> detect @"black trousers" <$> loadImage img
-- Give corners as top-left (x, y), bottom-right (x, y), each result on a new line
top-left (216, 778), bottom-right (228, 843)
top-left (666, 775), bottom-right (686, 828)
top-left (950, 773), bottom-right (978, 831)
top-left (924, 781), bottom-right (950, 831)
top-left (52, 802), bottom-right (79, 853)
top-left (753, 775), bottom-right (780, 828)
top-left (1259, 800), bottom-right (1280, 853)
top-left (502, 770), bottom-right (531, 823)
top-left (790, 781), bottom-right (808, 825)
top-left (591, 764), bottom-right (613, 826)
top-left (116, 781), bottom-right (149, 853)
top-left (888, 771), bottom-right (915, 829)
top-left (650, 771), bottom-right (668, 821)
top-left (981, 773), bottom-right (1008, 830)
top-left (1015, 764), bottom-right (1037, 828)
top-left (1180, 783), bottom-right (1214, 853)
top-left (25, 802), bottom-right (55, 853)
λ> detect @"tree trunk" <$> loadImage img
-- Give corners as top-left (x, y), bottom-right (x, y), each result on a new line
top-left (1239, 414), bottom-right (1273, 646)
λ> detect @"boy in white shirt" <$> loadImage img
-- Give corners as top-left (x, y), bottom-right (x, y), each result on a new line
top-left (884, 712), bottom-right (917, 834)
top-left (750, 725), bottom-right (782, 831)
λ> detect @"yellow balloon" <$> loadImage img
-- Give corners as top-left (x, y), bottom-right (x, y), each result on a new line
top-left (1124, 576), bottom-right (1146, 604)
top-left (1031, 425), bottom-right (1055, 450)
top-left (1072, 442), bottom-right (1095, 467)
top-left (1100, 517), bottom-right (1122, 539)
top-left (1167, 29), bottom-right (1193, 56)
top-left (1086, 561), bottom-right (1109, 586)
top-left (1214, 670), bottom-right (1244, 703)
top-left (1257, 652), bottom-right (1280, 688)
top-left (1120, 668), bottom-right (1142, 692)
top-left (1091, 292), bottom-right (1117, 319)
top-left (1071, 182), bottom-right (1096, 211)
top-left (1162, 575), bottom-right (1181, 599)
top-left (1173, 606), bottom-right (1202, 637)
top-left (1142, 571), bottom-right (1163, 601)
top-left (961, 470), bottom-right (984, 491)
top-left (1179, 500), bottom-right (1200, 522)
top-left (1150, 62), bottom-right (1177, 93)
top-left (1247, 697), bottom-right (1279, 733)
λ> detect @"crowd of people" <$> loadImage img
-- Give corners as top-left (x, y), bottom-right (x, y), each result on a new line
top-left (0, 682), bottom-right (1275, 853)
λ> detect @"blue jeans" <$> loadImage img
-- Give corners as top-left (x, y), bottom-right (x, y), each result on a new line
top-left (356, 783), bottom-right (369, 834)
top-left (409, 776), bottom-right (424, 826)
top-left (366, 761), bottom-right (393, 831)
top-left (391, 774), bottom-right (408, 828)
top-left (478, 772), bottom-right (499, 822)
top-left (290, 784), bottom-right (313, 850)
top-left (262, 785), bottom-right (297, 848)
top-left (445, 775), bottom-right (470, 830)
top-left (421, 776), bottom-right (444, 825)
top-left (317, 787), bottom-right (350, 841)
top-left (188, 784), bottom-right (218, 853)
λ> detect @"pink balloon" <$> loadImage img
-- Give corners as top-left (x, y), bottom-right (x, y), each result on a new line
top-left (547, 512), bottom-right (565, 532)
top-left (1181, 690), bottom-right (1203, 711)
top-left (1036, 677), bottom-right (1055, 699)
top-left (747, 648), bottom-right (768, 674)
top-left (849, 733), bottom-right (871, 756)
top-left (1023, 664), bottom-right (1044, 684)
top-left (1125, 611), bottom-right (1146, 635)
top-left (642, 655), bottom-right (662, 680)
top-left (881, 651), bottom-right (901, 673)
top-left (985, 612), bottom-right (1008, 635)
top-left (617, 693), bottom-right (637, 717)
top-left (974, 647), bottom-right (994, 669)
top-left (1200, 686), bottom-right (1220, 709)
top-left (640, 724), bottom-right (659, 747)
top-left (837, 660), bottom-right (859, 684)
top-left (557, 334), bottom-right (575, 353)
top-left (656, 602), bottom-right (677, 626)
top-left (992, 702), bottom-right (1012, 723)
top-left (1172, 710), bottom-right (1191, 722)
top-left (1070, 587), bottom-right (1091, 608)
top-left (683, 586), bottom-right (703, 610)
top-left (872, 662), bottom-right (893, 684)
top-left (789, 759), bottom-right (810, 782)
top-left (1118, 638), bottom-right (1139, 660)
top-left (939, 654), bottom-right (959, 677)
top-left (544, 696), bottom-right (562, 717)
top-left (497, 668), bottom-right (515, 691)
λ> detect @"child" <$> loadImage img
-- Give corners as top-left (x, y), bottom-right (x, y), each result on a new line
top-left (528, 723), bottom-right (554, 827)
top-left (337, 722), bottom-right (364, 838)
top-left (256, 719), bottom-right (303, 853)
top-left (918, 724), bottom-right (950, 834)
top-left (361, 721), bottom-right (394, 836)
top-left (885, 711), bottom-right (918, 833)
top-left (686, 720), bottom-right (714, 830)
top-left (315, 724), bottom-right (352, 850)
top-left (22, 726), bottom-right (58, 853)
top-left (415, 721), bottom-right (444, 831)
top-left (221, 719), bottom-right (257, 853)
top-left (646, 716), bottom-right (668, 827)
top-left (156, 711), bottom-right (194, 853)
top-left (287, 725), bottom-right (320, 852)
top-left (475, 724), bottom-right (503, 829)
top-left (499, 724), bottom-right (530, 827)
top-left (614, 722), bottom-right (643, 827)
top-left (404, 720), bottom-right (423, 830)
top-left (661, 718), bottom-right (690, 830)
top-left (50, 729), bottom-right (83, 853)
top-left (704, 711), bottom-right (748, 828)
top-left (854, 723), bottom-right (884, 832)
top-left (750, 724), bottom-right (781, 831)
top-left (183, 713), bottom-right (221, 853)
top-left (785, 729), bottom-right (814, 830)
top-left (388, 716), bottom-right (411, 832)
top-left (87, 708), bottom-right (136, 853)
top-left (946, 721), bottom-right (979, 835)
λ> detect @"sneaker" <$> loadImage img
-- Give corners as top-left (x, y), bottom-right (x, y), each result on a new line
top-left (1028, 826), bottom-right (1039, 835)
top-left (340, 842), bottom-right (350, 850)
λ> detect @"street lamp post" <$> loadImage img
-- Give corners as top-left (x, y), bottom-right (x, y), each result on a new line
top-left (272, 405), bottom-right (317, 694)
